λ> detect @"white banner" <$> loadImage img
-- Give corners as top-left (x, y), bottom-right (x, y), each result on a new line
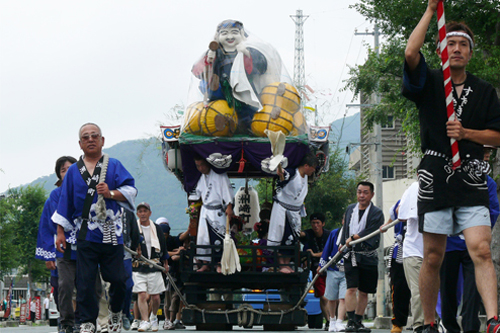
top-left (309, 126), bottom-right (330, 142)
top-left (161, 125), bottom-right (181, 142)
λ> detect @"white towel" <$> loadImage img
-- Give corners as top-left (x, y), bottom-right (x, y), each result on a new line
top-left (349, 203), bottom-right (372, 236)
top-left (136, 219), bottom-right (161, 255)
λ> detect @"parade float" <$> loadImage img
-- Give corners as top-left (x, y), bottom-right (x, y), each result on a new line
top-left (160, 19), bottom-right (330, 330)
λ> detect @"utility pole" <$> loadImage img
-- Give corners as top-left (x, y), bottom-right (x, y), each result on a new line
top-left (354, 25), bottom-right (386, 318)
top-left (290, 9), bottom-right (308, 102)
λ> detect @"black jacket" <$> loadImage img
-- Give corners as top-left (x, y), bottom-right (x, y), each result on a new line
top-left (340, 203), bottom-right (384, 266)
top-left (133, 223), bottom-right (168, 274)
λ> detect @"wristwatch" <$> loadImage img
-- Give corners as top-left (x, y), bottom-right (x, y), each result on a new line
top-left (110, 190), bottom-right (115, 199)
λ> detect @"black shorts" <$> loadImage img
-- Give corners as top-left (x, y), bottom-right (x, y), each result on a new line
top-left (344, 261), bottom-right (378, 294)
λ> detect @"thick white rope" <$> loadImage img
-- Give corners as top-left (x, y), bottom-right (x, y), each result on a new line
top-left (96, 154), bottom-right (109, 221)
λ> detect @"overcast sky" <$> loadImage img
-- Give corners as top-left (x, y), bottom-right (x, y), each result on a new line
top-left (0, 0), bottom-right (373, 193)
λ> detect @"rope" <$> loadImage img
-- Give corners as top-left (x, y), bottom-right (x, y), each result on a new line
top-left (437, 0), bottom-right (461, 169)
top-left (236, 304), bottom-right (254, 327)
top-left (291, 219), bottom-right (401, 310)
top-left (95, 154), bottom-right (117, 246)
top-left (123, 246), bottom-right (188, 307)
top-left (96, 154), bottom-right (109, 221)
top-left (125, 220), bottom-right (396, 323)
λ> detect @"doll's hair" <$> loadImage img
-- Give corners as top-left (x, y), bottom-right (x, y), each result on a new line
top-left (215, 20), bottom-right (248, 38)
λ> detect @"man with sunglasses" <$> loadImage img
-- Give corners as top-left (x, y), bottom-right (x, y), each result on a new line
top-left (53, 123), bottom-right (137, 333)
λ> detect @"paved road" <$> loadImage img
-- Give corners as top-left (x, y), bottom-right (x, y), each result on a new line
top-left (0, 324), bottom-right (390, 333)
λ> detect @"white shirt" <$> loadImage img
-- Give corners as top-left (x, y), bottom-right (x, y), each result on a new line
top-left (141, 225), bottom-right (152, 258)
top-left (400, 182), bottom-right (423, 259)
top-left (43, 298), bottom-right (49, 309)
top-left (275, 168), bottom-right (308, 206)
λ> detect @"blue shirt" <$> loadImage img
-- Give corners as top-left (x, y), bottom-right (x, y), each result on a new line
top-left (53, 157), bottom-right (137, 244)
top-left (319, 228), bottom-right (343, 271)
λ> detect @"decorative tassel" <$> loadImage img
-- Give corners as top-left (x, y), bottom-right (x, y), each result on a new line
top-left (238, 147), bottom-right (246, 173)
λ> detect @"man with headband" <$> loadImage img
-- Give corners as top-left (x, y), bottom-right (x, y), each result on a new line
top-left (403, 1), bottom-right (500, 333)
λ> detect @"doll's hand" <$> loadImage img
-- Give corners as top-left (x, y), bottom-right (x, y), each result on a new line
top-left (236, 42), bottom-right (250, 57)
top-left (207, 50), bottom-right (216, 63)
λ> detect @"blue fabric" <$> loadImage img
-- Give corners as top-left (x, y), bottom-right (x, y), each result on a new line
top-left (402, 53), bottom-right (428, 94)
top-left (36, 187), bottom-right (78, 261)
top-left (487, 175), bottom-right (499, 227)
top-left (54, 158), bottom-right (136, 244)
top-left (319, 228), bottom-right (342, 271)
top-left (35, 188), bottom-right (60, 261)
top-left (391, 200), bottom-right (402, 259)
top-left (392, 221), bottom-right (404, 259)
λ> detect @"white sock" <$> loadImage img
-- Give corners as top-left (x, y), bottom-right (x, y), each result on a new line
top-left (337, 318), bottom-right (343, 323)
top-left (173, 319), bottom-right (180, 324)
top-left (330, 317), bottom-right (336, 322)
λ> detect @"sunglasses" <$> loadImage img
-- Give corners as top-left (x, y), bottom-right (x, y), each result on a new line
top-left (81, 133), bottom-right (101, 141)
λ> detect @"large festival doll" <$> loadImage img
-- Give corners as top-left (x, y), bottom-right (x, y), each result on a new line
top-left (188, 19), bottom-right (291, 134)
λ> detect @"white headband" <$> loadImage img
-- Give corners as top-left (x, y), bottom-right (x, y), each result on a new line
top-left (446, 31), bottom-right (474, 49)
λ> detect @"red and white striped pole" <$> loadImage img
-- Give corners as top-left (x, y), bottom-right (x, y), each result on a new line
top-left (437, 0), bottom-right (461, 169)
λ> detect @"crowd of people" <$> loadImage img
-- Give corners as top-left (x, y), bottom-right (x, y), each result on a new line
top-left (32, 2), bottom-right (500, 333)
top-left (35, 123), bottom-right (193, 333)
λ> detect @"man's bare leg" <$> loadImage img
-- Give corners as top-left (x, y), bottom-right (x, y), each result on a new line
top-left (355, 291), bottom-right (368, 316)
top-left (138, 292), bottom-right (150, 321)
top-left (320, 296), bottom-right (329, 322)
top-left (345, 288), bottom-right (357, 312)
top-left (338, 299), bottom-right (346, 320)
top-left (463, 225), bottom-right (498, 319)
top-left (419, 232), bottom-right (447, 325)
top-left (149, 294), bottom-right (160, 320)
top-left (327, 299), bottom-right (339, 319)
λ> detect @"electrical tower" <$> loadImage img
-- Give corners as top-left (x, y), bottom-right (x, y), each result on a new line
top-left (290, 10), bottom-right (308, 95)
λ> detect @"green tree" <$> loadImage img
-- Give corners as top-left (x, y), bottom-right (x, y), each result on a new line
top-left (0, 185), bottom-right (49, 284)
top-left (303, 148), bottom-right (360, 231)
top-left (0, 195), bottom-right (21, 279)
top-left (344, 0), bottom-right (500, 153)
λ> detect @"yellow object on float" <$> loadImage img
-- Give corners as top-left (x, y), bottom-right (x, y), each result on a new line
top-left (184, 100), bottom-right (238, 137)
top-left (290, 111), bottom-right (308, 136)
top-left (200, 100), bottom-right (238, 137)
top-left (259, 82), bottom-right (301, 112)
top-left (184, 101), bottom-right (204, 135)
top-left (251, 82), bottom-right (302, 137)
top-left (251, 105), bottom-right (294, 136)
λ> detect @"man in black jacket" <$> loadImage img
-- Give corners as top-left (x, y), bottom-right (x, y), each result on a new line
top-left (340, 182), bottom-right (384, 333)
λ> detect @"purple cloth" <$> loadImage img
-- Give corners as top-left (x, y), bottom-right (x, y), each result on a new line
top-left (180, 136), bottom-right (310, 193)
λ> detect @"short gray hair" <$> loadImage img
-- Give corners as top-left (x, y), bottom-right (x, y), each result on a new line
top-left (79, 123), bottom-right (102, 139)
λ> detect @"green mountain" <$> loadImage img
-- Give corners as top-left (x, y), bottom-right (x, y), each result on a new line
top-left (27, 113), bottom-right (360, 235)
top-left (30, 138), bottom-right (190, 235)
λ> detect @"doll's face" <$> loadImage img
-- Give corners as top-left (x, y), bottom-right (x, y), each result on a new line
top-left (217, 27), bottom-right (243, 52)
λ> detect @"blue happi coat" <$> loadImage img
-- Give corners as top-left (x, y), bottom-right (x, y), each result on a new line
top-left (52, 157), bottom-right (137, 245)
